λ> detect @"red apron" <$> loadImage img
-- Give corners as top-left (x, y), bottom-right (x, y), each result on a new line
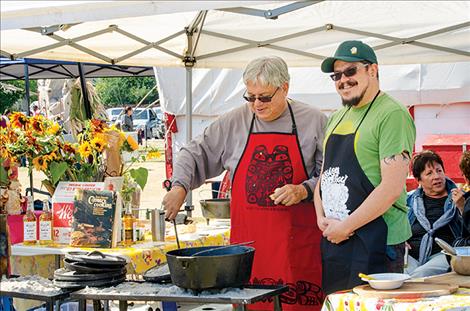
top-left (231, 104), bottom-right (324, 310)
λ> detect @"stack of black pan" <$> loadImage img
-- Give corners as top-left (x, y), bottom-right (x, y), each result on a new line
top-left (54, 251), bottom-right (127, 289)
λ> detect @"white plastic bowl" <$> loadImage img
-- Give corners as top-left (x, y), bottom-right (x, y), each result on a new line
top-left (361, 273), bottom-right (410, 290)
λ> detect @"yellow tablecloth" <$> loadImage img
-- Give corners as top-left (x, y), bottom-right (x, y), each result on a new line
top-left (10, 228), bottom-right (230, 279)
top-left (321, 288), bottom-right (470, 311)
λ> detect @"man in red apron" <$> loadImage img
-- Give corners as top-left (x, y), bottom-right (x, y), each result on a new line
top-left (163, 56), bottom-right (327, 310)
top-left (314, 41), bottom-right (416, 294)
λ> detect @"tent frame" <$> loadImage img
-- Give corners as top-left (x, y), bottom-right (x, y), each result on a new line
top-left (3, 1), bottom-right (469, 214)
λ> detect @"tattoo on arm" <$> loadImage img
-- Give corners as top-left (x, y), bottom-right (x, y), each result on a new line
top-left (383, 151), bottom-right (411, 165)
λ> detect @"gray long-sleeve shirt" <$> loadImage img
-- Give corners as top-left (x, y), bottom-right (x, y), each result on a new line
top-left (172, 99), bottom-right (327, 198)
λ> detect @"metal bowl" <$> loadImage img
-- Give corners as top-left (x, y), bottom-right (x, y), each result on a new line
top-left (199, 198), bottom-right (230, 219)
top-left (444, 246), bottom-right (470, 276)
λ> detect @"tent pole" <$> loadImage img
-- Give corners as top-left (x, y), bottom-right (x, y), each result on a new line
top-left (78, 62), bottom-right (92, 119)
top-left (24, 63), bottom-right (31, 116)
top-left (24, 63), bottom-right (34, 198)
top-left (184, 66), bottom-right (194, 217)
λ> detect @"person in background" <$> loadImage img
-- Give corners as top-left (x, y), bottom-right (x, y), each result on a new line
top-left (315, 40), bottom-right (415, 294)
top-left (451, 150), bottom-right (470, 246)
top-left (121, 106), bottom-right (133, 132)
top-left (0, 109), bottom-right (11, 128)
top-left (406, 150), bottom-right (463, 277)
top-left (163, 56), bottom-right (327, 310)
top-left (32, 105), bottom-right (40, 116)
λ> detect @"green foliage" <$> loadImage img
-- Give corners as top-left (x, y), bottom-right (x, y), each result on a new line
top-left (0, 80), bottom-right (38, 113)
top-left (49, 161), bottom-right (69, 185)
top-left (94, 77), bottom-right (158, 108)
top-left (129, 167), bottom-right (148, 190)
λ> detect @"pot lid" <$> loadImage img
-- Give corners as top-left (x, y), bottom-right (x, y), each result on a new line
top-left (65, 250), bottom-right (127, 267)
top-left (54, 267), bottom-right (126, 282)
top-left (63, 258), bottom-right (126, 274)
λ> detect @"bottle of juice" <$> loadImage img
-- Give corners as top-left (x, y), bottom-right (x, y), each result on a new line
top-left (122, 203), bottom-right (135, 246)
top-left (39, 199), bottom-right (53, 245)
top-left (23, 196), bottom-right (37, 245)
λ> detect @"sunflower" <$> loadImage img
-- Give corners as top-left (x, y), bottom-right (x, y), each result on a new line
top-left (29, 115), bottom-right (45, 133)
top-left (77, 142), bottom-right (93, 158)
top-left (62, 142), bottom-right (76, 155)
top-left (90, 135), bottom-right (107, 152)
top-left (146, 150), bottom-right (161, 160)
top-left (46, 123), bottom-right (61, 135)
top-left (32, 156), bottom-right (47, 171)
top-left (90, 119), bottom-right (107, 133)
top-left (9, 112), bottom-right (28, 128)
top-left (45, 150), bottom-right (59, 161)
top-left (126, 135), bottom-right (139, 151)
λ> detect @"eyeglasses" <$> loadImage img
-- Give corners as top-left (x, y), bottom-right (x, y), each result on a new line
top-left (243, 87), bottom-right (279, 103)
top-left (330, 63), bottom-right (369, 81)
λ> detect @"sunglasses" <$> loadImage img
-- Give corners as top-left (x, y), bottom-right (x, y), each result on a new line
top-left (330, 63), bottom-right (369, 82)
top-left (243, 87), bottom-right (279, 103)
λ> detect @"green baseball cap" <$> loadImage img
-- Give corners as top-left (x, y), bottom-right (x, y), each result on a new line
top-left (321, 40), bottom-right (378, 73)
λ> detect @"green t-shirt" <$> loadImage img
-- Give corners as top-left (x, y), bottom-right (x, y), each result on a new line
top-left (324, 93), bottom-right (416, 245)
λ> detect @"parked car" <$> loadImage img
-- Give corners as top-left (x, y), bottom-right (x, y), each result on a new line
top-left (106, 107), bottom-right (124, 124)
top-left (152, 106), bottom-right (165, 139)
top-left (133, 108), bottom-right (161, 139)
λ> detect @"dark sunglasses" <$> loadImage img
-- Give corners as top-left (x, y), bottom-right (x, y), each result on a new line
top-left (330, 63), bottom-right (369, 81)
top-left (243, 87), bottom-right (279, 103)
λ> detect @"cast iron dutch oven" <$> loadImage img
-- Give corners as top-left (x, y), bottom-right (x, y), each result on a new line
top-left (166, 245), bottom-right (255, 290)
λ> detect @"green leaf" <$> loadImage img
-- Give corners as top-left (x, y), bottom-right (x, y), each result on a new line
top-left (49, 161), bottom-right (68, 185)
top-left (129, 167), bottom-right (148, 190)
top-left (0, 165), bottom-right (8, 187)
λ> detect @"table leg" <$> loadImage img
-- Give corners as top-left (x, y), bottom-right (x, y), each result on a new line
top-left (55, 255), bottom-right (61, 269)
top-left (104, 300), bottom-right (110, 311)
top-left (45, 301), bottom-right (52, 311)
top-left (78, 299), bottom-right (86, 311)
top-left (93, 300), bottom-right (101, 310)
top-left (119, 300), bottom-right (128, 311)
top-left (273, 295), bottom-right (282, 311)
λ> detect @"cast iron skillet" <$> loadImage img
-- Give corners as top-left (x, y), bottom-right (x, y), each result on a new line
top-left (143, 263), bottom-right (172, 283)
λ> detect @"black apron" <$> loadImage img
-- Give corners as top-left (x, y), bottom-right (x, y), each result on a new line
top-left (320, 91), bottom-right (387, 294)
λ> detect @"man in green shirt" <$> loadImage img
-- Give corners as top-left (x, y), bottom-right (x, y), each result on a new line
top-left (314, 40), bottom-right (416, 294)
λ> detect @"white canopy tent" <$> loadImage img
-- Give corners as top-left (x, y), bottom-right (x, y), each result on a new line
top-left (155, 62), bottom-right (470, 153)
top-left (2, 1), bottom-right (469, 67)
top-left (2, 0), bottom-right (469, 210)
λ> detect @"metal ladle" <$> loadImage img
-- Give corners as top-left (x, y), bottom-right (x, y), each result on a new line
top-left (173, 219), bottom-right (180, 249)
top-left (435, 237), bottom-right (457, 256)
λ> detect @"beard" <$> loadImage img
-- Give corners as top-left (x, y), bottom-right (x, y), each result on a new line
top-left (339, 81), bottom-right (367, 107)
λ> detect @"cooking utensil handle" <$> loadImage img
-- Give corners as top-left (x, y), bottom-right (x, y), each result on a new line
top-left (175, 256), bottom-right (196, 269)
top-left (173, 219), bottom-right (181, 249)
top-left (87, 250), bottom-right (106, 258)
top-left (192, 241), bottom-right (254, 256)
top-left (435, 237), bottom-right (457, 255)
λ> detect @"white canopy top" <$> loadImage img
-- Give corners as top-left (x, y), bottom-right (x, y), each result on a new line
top-left (1, 1), bottom-right (469, 68)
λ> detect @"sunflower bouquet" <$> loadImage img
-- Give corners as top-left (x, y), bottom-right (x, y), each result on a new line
top-left (0, 113), bottom-right (142, 195)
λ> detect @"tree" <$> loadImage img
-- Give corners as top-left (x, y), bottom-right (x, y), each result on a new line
top-left (0, 80), bottom-right (38, 113)
top-left (94, 77), bottom-right (158, 108)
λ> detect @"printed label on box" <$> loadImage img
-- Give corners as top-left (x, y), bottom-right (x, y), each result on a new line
top-left (52, 181), bottom-right (104, 244)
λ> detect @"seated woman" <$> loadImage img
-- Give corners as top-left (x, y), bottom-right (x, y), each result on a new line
top-left (406, 150), bottom-right (462, 277)
top-left (452, 150), bottom-right (470, 246)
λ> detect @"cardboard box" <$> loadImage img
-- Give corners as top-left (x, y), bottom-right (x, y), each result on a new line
top-left (52, 182), bottom-right (104, 244)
